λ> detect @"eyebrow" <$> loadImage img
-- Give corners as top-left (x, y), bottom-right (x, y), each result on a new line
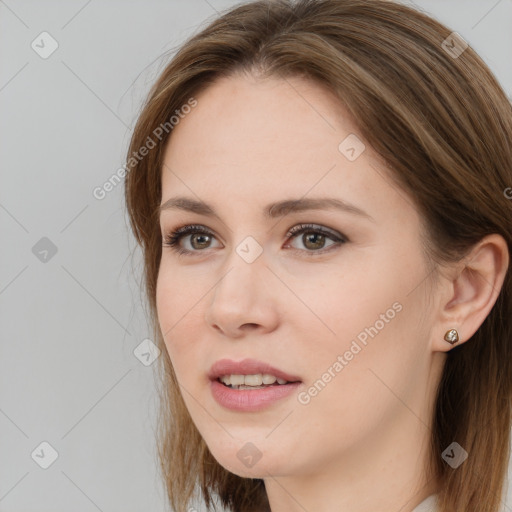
top-left (159, 196), bottom-right (374, 222)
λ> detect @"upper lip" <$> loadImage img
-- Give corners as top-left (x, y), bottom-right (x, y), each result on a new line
top-left (208, 358), bottom-right (302, 382)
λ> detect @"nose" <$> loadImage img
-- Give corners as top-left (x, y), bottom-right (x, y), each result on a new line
top-left (204, 248), bottom-right (280, 338)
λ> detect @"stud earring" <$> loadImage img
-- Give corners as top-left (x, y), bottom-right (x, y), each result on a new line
top-left (444, 328), bottom-right (459, 345)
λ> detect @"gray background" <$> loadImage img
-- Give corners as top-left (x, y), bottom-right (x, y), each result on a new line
top-left (1, 1), bottom-right (511, 511)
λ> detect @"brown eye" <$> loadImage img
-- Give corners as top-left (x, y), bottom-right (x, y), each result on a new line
top-left (189, 233), bottom-right (212, 250)
top-left (163, 223), bottom-right (346, 257)
top-left (162, 224), bottom-right (221, 255)
top-left (286, 223), bottom-right (346, 254)
top-left (302, 232), bottom-right (327, 250)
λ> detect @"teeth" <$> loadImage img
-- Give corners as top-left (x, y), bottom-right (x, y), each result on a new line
top-left (244, 374), bottom-right (263, 386)
top-left (219, 373), bottom-right (288, 386)
top-left (262, 374), bottom-right (277, 385)
top-left (220, 375), bottom-right (232, 386)
top-left (229, 375), bottom-right (245, 386)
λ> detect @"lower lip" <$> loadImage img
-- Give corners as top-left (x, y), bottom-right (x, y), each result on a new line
top-left (210, 379), bottom-right (302, 412)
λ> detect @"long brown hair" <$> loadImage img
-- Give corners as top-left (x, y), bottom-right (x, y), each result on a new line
top-left (124, 1), bottom-right (512, 510)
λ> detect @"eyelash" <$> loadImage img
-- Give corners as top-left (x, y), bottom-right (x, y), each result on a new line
top-left (162, 223), bottom-right (347, 257)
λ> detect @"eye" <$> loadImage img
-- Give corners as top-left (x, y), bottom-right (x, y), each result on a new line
top-left (162, 224), bottom-right (221, 255)
top-left (283, 223), bottom-right (347, 254)
top-left (162, 223), bottom-right (347, 256)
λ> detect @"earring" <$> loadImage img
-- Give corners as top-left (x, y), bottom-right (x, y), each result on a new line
top-left (444, 328), bottom-right (459, 345)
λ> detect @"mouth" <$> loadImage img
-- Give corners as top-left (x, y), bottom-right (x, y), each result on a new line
top-left (216, 373), bottom-right (301, 390)
top-left (208, 358), bottom-right (302, 411)
top-left (208, 358), bottom-right (302, 386)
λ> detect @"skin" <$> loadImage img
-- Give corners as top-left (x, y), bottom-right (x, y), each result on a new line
top-left (156, 72), bottom-right (508, 512)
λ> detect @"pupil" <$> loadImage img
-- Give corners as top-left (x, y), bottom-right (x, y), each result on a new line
top-left (192, 234), bottom-right (210, 249)
top-left (304, 232), bottom-right (324, 249)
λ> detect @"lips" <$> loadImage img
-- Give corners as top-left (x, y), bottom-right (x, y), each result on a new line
top-left (208, 358), bottom-right (302, 383)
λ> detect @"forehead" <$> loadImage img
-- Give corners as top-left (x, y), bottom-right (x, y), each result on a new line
top-left (164, 72), bottom-right (355, 160)
top-left (160, 73), bottom-right (413, 225)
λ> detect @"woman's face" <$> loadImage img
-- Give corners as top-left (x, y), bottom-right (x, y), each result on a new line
top-left (156, 72), bottom-right (443, 479)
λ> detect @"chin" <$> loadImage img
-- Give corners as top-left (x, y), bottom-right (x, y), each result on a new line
top-left (219, 458), bottom-right (279, 479)
top-left (207, 443), bottom-right (282, 479)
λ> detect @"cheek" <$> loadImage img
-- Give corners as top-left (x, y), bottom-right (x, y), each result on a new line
top-left (155, 266), bottom-right (203, 362)
top-left (156, 259), bottom-right (204, 323)
top-left (292, 305), bottom-right (423, 455)
top-left (283, 265), bottom-right (399, 343)
top-left (289, 251), bottom-right (426, 378)
top-left (301, 269), bottom-right (429, 419)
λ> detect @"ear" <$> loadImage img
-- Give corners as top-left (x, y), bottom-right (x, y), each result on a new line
top-left (434, 234), bottom-right (509, 352)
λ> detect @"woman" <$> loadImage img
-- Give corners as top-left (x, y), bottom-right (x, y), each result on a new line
top-left (124, 1), bottom-right (512, 511)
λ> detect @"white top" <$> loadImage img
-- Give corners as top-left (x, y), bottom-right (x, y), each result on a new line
top-left (412, 494), bottom-right (438, 512)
